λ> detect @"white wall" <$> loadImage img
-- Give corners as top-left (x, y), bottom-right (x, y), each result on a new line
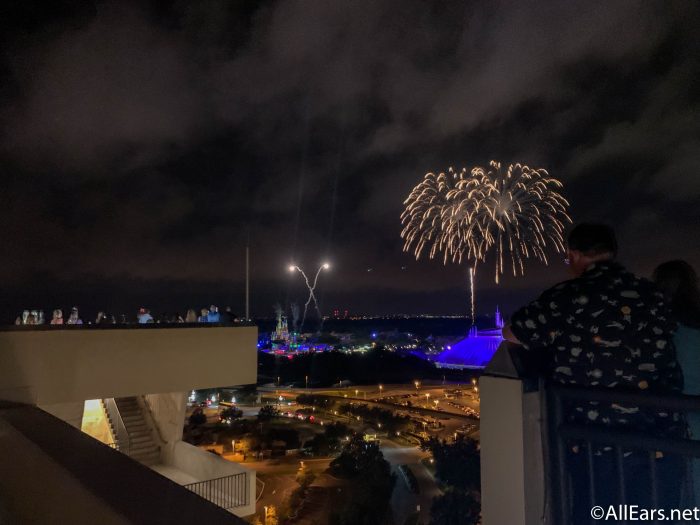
top-left (480, 375), bottom-right (545, 525)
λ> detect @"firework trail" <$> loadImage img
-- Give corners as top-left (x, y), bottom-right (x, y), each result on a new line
top-left (469, 267), bottom-right (475, 323)
top-left (401, 161), bottom-right (571, 285)
top-left (290, 263), bottom-right (329, 330)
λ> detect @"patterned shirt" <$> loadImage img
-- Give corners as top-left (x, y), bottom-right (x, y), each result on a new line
top-left (510, 261), bottom-right (682, 437)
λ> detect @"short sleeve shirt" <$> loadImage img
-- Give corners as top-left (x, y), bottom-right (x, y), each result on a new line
top-left (510, 261), bottom-right (682, 435)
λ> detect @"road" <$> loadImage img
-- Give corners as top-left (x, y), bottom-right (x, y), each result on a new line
top-left (381, 439), bottom-right (441, 525)
top-left (250, 456), bottom-right (333, 517)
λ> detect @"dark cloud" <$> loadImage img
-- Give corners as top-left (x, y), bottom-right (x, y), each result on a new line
top-left (0, 0), bottom-right (698, 319)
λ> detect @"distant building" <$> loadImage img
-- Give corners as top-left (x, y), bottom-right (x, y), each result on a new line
top-left (272, 313), bottom-right (290, 343)
top-left (435, 307), bottom-right (504, 369)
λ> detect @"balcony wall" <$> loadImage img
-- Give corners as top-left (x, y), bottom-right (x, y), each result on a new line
top-left (480, 342), bottom-right (546, 525)
top-left (0, 400), bottom-right (245, 525)
top-left (0, 325), bottom-right (257, 407)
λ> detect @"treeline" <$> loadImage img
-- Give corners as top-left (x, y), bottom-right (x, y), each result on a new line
top-left (423, 436), bottom-right (481, 525)
top-left (259, 348), bottom-right (471, 386)
top-left (329, 436), bottom-right (395, 525)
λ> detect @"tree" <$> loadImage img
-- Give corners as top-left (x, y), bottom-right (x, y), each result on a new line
top-left (219, 406), bottom-right (243, 422)
top-left (264, 505), bottom-right (279, 525)
top-left (430, 488), bottom-right (480, 525)
top-left (329, 436), bottom-right (396, 525)
top-left (188, 407), bottom-right (207, 427)
top-left (424, 436), bottom-right (480, 491)
top-left (330, 435), bottom-right (387, 477)
top-left (266, 427), bottom-right (301, 449)
top-left (306, 432), bottom-right (332, 456)
top-left (257, 404), bottom-right (280, 421)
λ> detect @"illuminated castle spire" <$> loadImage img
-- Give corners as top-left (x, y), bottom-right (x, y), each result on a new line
top-left (273, 309), bottom-right (290, 343)
top-left (495, 306), bottom-right (503, 329)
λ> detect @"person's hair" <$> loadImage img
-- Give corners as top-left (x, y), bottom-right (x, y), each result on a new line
top-left (653, 260), bottom-right (700, 328)
top-left (567, 223), bottom-right (617, 257)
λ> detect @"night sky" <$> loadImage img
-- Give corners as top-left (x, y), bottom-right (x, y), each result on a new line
top-left (1, 1), bottom-right (698, 321)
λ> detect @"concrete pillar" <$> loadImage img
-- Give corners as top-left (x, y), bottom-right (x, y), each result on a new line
top-left (144, 392), bottom-right (188, 463)
top-left (480, 343), bottom-right (546, 525)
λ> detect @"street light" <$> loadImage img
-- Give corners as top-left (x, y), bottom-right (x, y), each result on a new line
top-left (379, 384), bottom-right (384, 395)
top-left (414, 380), bottom-right (420, 393)
top-left (305, 375), bottom-right (309, 389)
top-left (425, 393), bottom-right (430, 408)
top-left (355, 389), bottom-right (359, 397)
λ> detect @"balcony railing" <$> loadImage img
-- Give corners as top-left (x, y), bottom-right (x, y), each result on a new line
top-left (480, 342), bottom-right (700, 525)
top-left (184, 473), bottom-right (249, 511)
top-left (546, 384), bottom-right (700, 523)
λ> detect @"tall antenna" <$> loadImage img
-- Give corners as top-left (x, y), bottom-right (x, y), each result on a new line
top-left (245, 237), bottom-right (250, 322)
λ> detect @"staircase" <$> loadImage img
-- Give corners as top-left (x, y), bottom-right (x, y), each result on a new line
top-left (114, 397), bottom-right (161, 466)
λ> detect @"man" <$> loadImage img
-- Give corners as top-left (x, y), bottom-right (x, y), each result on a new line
top-left (219, 306), bottom-right (234, 325)
top-left (207, 305), bottom-right (221, 323)
top-left (503, 223), bottom-right (683, 523)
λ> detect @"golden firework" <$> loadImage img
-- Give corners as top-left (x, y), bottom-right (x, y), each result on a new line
top-left (401, 161), bottom-right (571, 283)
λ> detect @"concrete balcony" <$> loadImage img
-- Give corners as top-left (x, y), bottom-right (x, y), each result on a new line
top-left (0, 324), bottom-right (257, 421)
top-left (0, 324), bottom-right (259, 520)
top-left (0, 400), bottom-right (246, 525)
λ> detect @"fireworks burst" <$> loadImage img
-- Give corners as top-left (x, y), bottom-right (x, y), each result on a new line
top-left (401, 161), bottom-right (571, 284)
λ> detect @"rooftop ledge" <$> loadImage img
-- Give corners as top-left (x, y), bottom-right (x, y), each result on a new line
top-left (0, 325), bottom-right (258, 405)
top-left (0, 322), bottom-right (255, 332)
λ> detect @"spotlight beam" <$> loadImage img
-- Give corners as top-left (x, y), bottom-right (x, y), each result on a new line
top-left (289, 263), bottom-right (330, 329)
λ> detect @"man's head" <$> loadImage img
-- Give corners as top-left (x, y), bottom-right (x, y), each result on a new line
top-left (566, 223), bottom-right (617, 277)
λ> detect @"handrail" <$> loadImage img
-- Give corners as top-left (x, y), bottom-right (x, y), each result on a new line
top-left (550, 383), bottom-right (700, 411)
top-left (103, 398), bottom-right (131, 455)
top-left (184, 472), bottom-right (248, 510)
top-left (255, 477), bottom-right (265, 502)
